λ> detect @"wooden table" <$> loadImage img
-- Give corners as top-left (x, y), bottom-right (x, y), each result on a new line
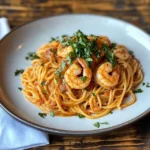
top-left (0, 0), bottom-right (150, 149)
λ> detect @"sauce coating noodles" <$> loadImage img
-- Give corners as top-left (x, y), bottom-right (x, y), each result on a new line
top-left (21, 31), bottom-right (143, 119)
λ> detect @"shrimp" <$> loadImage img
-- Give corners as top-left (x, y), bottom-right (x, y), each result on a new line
top-left (96, 36), bottom-right (111, 49)
top-left (57, 45), bottom-right (74, 58)
top-left (114, 45), bottom-right (129, 60)
top-left (64, 58), bottom-right (92, 89)
top-left (95, 62), bottom-right (120, 89)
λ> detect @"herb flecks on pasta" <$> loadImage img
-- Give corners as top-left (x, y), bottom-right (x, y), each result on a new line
top-left (21, 30), bottom-right (143, 119)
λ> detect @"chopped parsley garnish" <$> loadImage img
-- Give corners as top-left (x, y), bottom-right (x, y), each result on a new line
top-left (66, 55), bottom-right (72, 64)
top-left (43, 89), bottom-right (47, 94)
top-left (58, 47), bottom-right (61, 51)
top-left (101, 44), bottom-right (117, 67)
top-left (93, 121), bottom-right (109, 128)
top-left (38, 112), bottom-right (47, 118)
top-left (18, 87), bottom-right (22, 91)
top-left (41, 62), bottom-right (44, 66)
top-left (101, 122), bottom-right (109, 125)
top-left (93, 122), bottom-right (100, 128)
top-left (62, 34), bottom-right (68, 38)
top-left (55, 68), bottom-right (64, 79)
top-left (110, 111), bottom-right (113, 114)
top-left (25, 52), bottom-right (40, 60)
top-left (49, 37), bottom-right (59, 42)
top-left (14, 69), bottom-right (24, 76)
top-left (133, 89), bottom-right (143, 93)
top-left (80, 76), bottom-right (87, 82)
top-left (66, 51), bottom-right (76, 65)
top-left (55, 78), bottom-right (58, 83)
top-left (50, 112), bottom-right (55, 117)
top-left (55, 68), bottom-right (62, 76)
top-left (85, 58), bottom-right (93, 62)
top-left (61, 61), bottom-right (66, 70)
top-left (110, 43), bottom-right (116, 49)
top-left (90, 34), bottom-right (98, 40)
top-left (60, 75), bottom-right (64, 79)
top-left (78, 114), bottom-right (85, 118)
top-left (141, 82), bottom-right (150, 88)
top-left (146, 82), bottom-right (150, 88)
top-left (128, 50), bottom-right (134, 55)
top-left (61, 30), bottom-right (99, 67)
top-left (92, 93), bottom-right (96, 96)
top-left (41, 81), bottom-right (46, 86)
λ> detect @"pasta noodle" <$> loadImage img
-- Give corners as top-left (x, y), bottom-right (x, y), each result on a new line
top-left (21, 31), bottom-right (143, 119)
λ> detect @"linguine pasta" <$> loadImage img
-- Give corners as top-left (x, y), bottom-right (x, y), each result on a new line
top-left (21, 30), bottom-right (143, 119)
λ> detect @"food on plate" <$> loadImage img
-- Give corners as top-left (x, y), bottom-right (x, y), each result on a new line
top-left (21, 30), bottom-right (143, 119)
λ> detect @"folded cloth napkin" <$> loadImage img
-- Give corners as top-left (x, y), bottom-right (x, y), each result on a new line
top-left (0, 17), bottom-right (49, 150)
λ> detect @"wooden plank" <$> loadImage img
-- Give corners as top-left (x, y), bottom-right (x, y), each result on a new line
top-left (0, 0), bottom-right (150, 33)
top-left (27, 114), bottom-right (150, 149)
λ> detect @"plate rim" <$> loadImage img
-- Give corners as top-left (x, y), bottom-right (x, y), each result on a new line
top-left (0, 14), bottom-right (150, 135)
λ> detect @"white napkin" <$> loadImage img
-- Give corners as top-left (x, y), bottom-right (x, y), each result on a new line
top-left (0, 17), bottom-right (49, 150)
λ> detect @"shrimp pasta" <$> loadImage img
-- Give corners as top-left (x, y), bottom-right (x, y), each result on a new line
top-left (21, 30), bottom-right (143, 119)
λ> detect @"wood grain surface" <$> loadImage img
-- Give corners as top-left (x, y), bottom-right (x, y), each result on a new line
top-left (0, 0), bottom-right (150, 34)
top-left (32, 114), bottom-right (150, 150)
top-left (0, 0), bottom-right (150, 150)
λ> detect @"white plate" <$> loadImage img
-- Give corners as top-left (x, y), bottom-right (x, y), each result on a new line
top-left (0, 14), bottom-right (150, 135)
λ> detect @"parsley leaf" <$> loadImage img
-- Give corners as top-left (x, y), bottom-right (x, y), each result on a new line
top-left (85, 58), bottom-right (93, 62)
top-left (110, 43), bottom-right (117, 49)
top-left (55, 68), bottom-right (64, 79)
top-left (101, 122), bottom-right (109, 125)
top-left (38, 112), bottom-right (47, 118)
top-left (61, 30), bottom-right (99, 67)
top-left (146, 82), bottom-right (150, 88)
top-left (93, 122), bottom-right (100, 128)
top-left (55, 68), bottom-right (62, 76)
top-left (25, 52), bottom-right (40, 60)
top-left (128, 50), bottom-right (134, 55)
top-left (80, 76), bottom-right (87, 82)
top-left (110, 111), bottom-right (113, 114)
top-left (18, 87), bottom-right (22, 91)
top-left (41, 62), bottom-right (44, 66)
top-left (62, 35), bottom-right (69, 39)
top-left (93, 121), bottom-right (109, 128)
top-left (41, 81), bottom-right (46, 86)
top-left (78, 114), bottom-right (85, 118)
top-left (92, 93), bottom-right (96, 96)
top-left (55, 78), bottom-right (58, 83)
top-left (49, 37), bottom-right (59, 42)
top-left (133, 89), bottom-right (143, 93)
top-left (14, 69), bottom-right (24, 76)
top-left (43, 89), bottom-right (47, 94)
top-left (101, 44), bottom-right (117, 67)
top-left (61, 61), bottom-right (66, 70)
top-left (50, 112), bottom-right (55, 117)
top-left (66, 55), bottom-right (72, 64)
top-left (142, 82), bottom-right (145, 86)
